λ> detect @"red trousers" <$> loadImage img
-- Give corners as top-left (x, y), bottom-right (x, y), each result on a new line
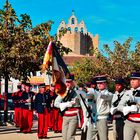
top-left (48, 109), bottom-right (55, 129)
top-left (79, 108), bottom-right (84, 128)
top-left (14, 107), bottom-right (22, 127)
top-left (38, 109), bottom-right (48, 138)
top-left (53, 108), bottom-right (63, 131)
top-left (21, 109), bottom-right (33, 133)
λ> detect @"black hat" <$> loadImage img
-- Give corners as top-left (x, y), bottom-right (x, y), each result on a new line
top-left (38, 83), bottom-right (46, 88)
top-left (130, 72), bottom-right (140, 79)
top-left (25, 83), bottom-right (32, 87)
top-left (78, 83), bottom-right (85, 88)
top-left (66, 74), bottom-right (74, 81)
top-left (90, 78), bottom-right (96, 85)
top-left (115, 78), bottom-right (125, 85)
top-left (85, 82), bottom-right (91, 88)
top-left (96, 75), bottom-right (107, 83)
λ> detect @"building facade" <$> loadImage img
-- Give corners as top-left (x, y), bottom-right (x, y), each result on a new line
top-left (57, 11), bottom-right (99, 55)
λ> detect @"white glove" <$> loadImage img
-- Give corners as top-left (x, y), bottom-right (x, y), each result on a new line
top-left (110, 107), bottom-right (118, 115)
top-left (123, 105), bottom-right (138, 116)
top-left (81, 118), bottom-right (89, 132)
top-left (59, 102), bottom-right (72, 111)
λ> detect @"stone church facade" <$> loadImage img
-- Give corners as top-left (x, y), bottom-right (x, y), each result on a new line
top-left (57, 11), bottom-right (99, 55)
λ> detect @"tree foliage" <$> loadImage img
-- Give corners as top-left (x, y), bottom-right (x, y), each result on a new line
top-left (70, 58), bottom-right (96, 83)
top-left (0, 1), bottom-right (71, 81)
top-left (71, 37), bottom-right (140, 84)
top-left (103, 37), bottom-right (133, 78)
top-left (131, 41), bottom-right (140, 71)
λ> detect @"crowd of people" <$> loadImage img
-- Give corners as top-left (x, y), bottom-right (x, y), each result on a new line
top-left (3, 72), bottom-right (140, 140)
top-left (11, 82), bottom-right (63, 139)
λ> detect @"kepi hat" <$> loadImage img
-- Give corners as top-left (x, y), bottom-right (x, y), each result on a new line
top-left (115, 78), bottom-right (125, 85)
top-left (130, 72), bottom-right (140, 79)
top-left (38, 83), bottom-right (46, 88)
top-left (96, 75), bottom-right (107, 83)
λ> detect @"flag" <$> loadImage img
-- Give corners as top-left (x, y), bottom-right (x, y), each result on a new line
top-left (42, 41), bottom-right (70, 97)
top-left (41, 41), bottom-right (53, 73)
top-left (52, 43), bottom-right (70, 76)
top-left (52, 42), bottom-right (70, 97)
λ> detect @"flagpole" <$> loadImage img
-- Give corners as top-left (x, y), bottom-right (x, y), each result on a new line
top-left (47, 35), bottom-right (53, 88)
top-left (51, 42), bottom-right (55, 86)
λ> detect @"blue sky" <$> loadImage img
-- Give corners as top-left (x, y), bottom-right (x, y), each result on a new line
top-left (0, 0), bottom-right (140, 51)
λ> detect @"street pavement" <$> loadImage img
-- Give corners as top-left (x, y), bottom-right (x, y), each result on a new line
top-left (0, 121), bottom-right (139, 140)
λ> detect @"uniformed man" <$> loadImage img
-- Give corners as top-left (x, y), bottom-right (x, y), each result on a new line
top-left (85, 78), bottom-right (98, 140)
top-left (50, 84), bottom-right (63, 133)
top-left (82, 75), bottom-right (113, 140)
top-left (12, 84), bottom-right (22, 127)
top-left (0, 93), bottom-right (2, 123)
top-left (20, 83), bottom-right (35, 133)
top-left (48, 84), bottom-right (55, 131)
top-left (54, 74), bottom-right (82, 140)
top-left (110, 78), bottom-right (126, 140)
top-left (77, 83), bottom-right (86, 128)
top-left (122, 72), bottom-right (140, 140)
top-left (78, 83), bottom-right (86, 92)
top-left (18, 81), bottom-right (25, 132)
top-left (35, 83), bottom-right (51, 139)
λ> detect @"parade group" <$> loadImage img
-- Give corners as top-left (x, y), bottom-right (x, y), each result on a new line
top-left (10, 72), bottom-right (140, 140)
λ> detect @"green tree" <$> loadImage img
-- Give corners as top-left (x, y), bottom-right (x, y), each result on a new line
top-left (0, 1), bottom-right (71, 121)
top-left (70, 38), bottom-right (139, 85)
top-left (70, 58), bottom-right (96, 84)
top-left (0, 1), bottom-right (71, 82)
top-left (0, 0), bottom-right (37, 121)
top-left (131, 41), bottom-right (140, 71)
top-left (103, 37), bottom-right (133, 79)
top-left (0, 2), bottom-right (37, 81)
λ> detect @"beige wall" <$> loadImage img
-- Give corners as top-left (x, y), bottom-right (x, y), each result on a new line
top-left (59, 31), bottom-right (80, 54)
top-left (57, 12), bottom-right (99, 55)
top-left (58, 31), bottom-right (99, 55)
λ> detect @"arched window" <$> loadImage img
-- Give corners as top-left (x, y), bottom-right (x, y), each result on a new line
top-left (75, 27), bottom-right (78, 32)
top-left (81, 27), bottom-right (84, 33)
top-left (71, 18), bottom-right (75, 24)
top-left (61, 27), bottom-right (64, 30)
top-left (68, 27), bottom-right (71, 31)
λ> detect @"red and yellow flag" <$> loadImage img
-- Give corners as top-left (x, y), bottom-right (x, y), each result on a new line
top-left (41, 41), bottom-right (53, 73)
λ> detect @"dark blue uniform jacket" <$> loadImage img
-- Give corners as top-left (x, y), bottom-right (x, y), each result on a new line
top-left (21, 91), bottom-right (35, 110)
top-left (35, 92), bottom-right (51, 114)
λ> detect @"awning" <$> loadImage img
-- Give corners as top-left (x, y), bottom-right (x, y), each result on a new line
top-left (28, 76), bottom-right (45, 85)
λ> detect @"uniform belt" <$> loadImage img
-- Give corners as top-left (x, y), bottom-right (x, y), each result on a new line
top-left (97, 116), bottom-right (108, 119)
top-left (64, 108), bottom-right (79, 117)
top-left (25, 102), bottom-right (31, 105)
top-left (113, 114), bottom-right (123, 120)
top-left (64, 113), bottom-right (78, 117)
top-left (127, 113), bottom-right (140, 123)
